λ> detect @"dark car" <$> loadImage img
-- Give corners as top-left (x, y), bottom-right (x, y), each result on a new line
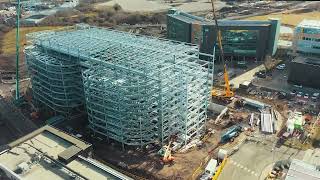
top-left (256, 72), bottom-right (266, 78)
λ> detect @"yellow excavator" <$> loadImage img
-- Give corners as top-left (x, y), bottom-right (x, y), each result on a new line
top-left (210, 0), bottom-right (234, 100)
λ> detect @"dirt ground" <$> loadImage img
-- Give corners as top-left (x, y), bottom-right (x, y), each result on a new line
top-left (87, 124), bottom-right (222, 179)
top-left (95, 0), bottom-right (226, 13)
top-left (1, 26), bottom-right (64, 56)
top-left (245, 10), bottom-right (320, 27)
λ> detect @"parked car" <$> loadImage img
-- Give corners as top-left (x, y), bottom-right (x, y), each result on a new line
top-left (218, 72), bottom-right (224, 77)
top-left (304, 93), bottom-right (309, 99)
top-left (312, 93), bottom-right (319, 101)
top-left (256, 72), bottom-right (266, 78)
top-left (297, 92), bottom-right (303, 97)
top-left (290, 90), bottom-right (296, 96)
top-left (276, 64), bottom-right (286, 70)
top-left (294, 84), bottom-right (303, 88)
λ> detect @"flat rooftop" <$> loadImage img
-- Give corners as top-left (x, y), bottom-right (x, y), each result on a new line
top-left (168, 9), bottom-right (272, 27)
top-left (0, 125), bottom-right (132, 180)
top-left (297, 19), bottom-right (320, 29)
top-left (292, 56), bottom-right (320, 66)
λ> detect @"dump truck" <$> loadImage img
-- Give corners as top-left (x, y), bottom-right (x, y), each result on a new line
top-left (220, 125), bottom-right (242, 143)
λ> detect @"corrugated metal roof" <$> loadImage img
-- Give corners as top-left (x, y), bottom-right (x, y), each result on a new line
top-left (261, 112), bottom-right (273, 133)
top-left (285, 159), bottom-right (320, 180)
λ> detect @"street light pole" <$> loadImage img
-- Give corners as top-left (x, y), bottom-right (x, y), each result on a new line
top-left (15, 0), bottom-right (20, 100)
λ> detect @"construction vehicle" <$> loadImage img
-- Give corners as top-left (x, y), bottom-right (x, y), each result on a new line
top-left (211, 65), bottom-right (234, 98)
top-left (159, 141), bottom-right (174, 164)
top-left (200, 158), bottom-right (218, 180)
top-left (212, 149), bottom-right (228, 180)
top-left (220, 125), bottom-right (242, 144)
top-left (210, 0), bottom-right (234, 101)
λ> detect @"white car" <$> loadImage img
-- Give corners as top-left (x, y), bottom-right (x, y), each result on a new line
top-left (312, 93), bottom-right (320, 101)
top-left (294, 84), bottom-right (303, 88)
top-left (304, 94), bottom-right (309, 99)
top-left (276, 64), bottom-right (286, 70)
top-left (297, 92), bottom-right (303, 97)
top-left (218, 72), bottom-right (223, 77)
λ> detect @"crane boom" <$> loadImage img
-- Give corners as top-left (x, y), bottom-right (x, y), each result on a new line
top-left (210, 0), bottom-right (234, 98)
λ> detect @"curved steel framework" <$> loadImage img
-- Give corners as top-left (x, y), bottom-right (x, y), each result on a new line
top-left (25, 24), bottom-right (213, 146)
top-left (26, 47), bottom-right (84, 114)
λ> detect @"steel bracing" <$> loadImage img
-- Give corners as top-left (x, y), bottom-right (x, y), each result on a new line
top-left (25, 24), bottom-right (213, 146)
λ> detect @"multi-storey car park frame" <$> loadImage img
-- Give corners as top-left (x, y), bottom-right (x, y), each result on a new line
top-left (25, 24), bottom-right (214, 148)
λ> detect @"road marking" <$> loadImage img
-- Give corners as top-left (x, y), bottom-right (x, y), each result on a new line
top-left (229, 158), bottom-right (259, 177)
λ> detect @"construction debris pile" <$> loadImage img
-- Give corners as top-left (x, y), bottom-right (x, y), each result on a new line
top-left (25, 24), bottom-right (213, 146)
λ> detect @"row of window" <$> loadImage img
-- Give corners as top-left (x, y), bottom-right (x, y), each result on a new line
top-left (302, 37), bottom-right (320, 42)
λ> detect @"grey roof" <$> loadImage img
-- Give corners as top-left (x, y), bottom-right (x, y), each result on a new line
top-left (261, 111), bottom-right (273, 133)
top-left (286, 159), bottom-right (320, 180)
top-left (168, 9), bottom-right (272, 27)
top-left (58, 145), bottom-right (82, 163)
top-left (292, 56), bottom-right (320, 66)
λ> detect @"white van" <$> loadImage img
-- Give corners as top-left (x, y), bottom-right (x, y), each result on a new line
top-left (200, 159), bottom-right (218, 180)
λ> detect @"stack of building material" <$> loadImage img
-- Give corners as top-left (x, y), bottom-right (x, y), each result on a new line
top-left (261, 110), bottom-right (273, 133)
top-left (287, 111), bottom-right (304, 134)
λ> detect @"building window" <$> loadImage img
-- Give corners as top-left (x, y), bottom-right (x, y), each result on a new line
top-left (303, 37), bottom-right (312, 41)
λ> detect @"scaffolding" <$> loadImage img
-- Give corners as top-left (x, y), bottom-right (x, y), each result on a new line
top-left (25, 24), bottom-right (213, 146)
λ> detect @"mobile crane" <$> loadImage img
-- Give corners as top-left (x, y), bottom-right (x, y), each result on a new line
top-left (211, 1), bottom-right (230, 179)
top-left (210, 0), bottom-right (234, 100)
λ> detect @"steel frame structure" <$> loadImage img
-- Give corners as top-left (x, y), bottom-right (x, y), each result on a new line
top-left (25, 24), bottom-right (213, 146)
top-left (25, 47), bottom-right (84, 114)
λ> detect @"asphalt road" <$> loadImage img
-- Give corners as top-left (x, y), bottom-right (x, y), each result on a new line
top-left (219, 139), bottom-right (305, 180)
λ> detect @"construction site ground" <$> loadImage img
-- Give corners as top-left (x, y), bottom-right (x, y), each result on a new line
top-left (85, 126), bottom-right (224, 180)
